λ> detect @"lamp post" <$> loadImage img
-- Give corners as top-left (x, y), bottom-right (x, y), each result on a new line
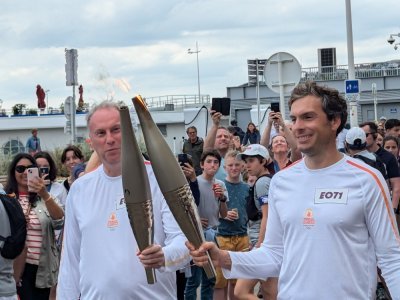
top-left (372, 83), bottom-right (377, 122)
top-left (45, 89), bottom-right (50, 111)
top-left (188, 41), bottom-right (201, 102)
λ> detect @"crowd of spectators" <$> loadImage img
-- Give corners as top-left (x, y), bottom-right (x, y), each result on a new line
top-left (1, 80), bottom-right (400, 300)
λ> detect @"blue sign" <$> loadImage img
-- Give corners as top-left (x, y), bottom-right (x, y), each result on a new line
top-left (345, 80), bottom-right (359, 94)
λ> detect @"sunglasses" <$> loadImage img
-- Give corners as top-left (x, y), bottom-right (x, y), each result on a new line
top-left (15, 165), bottom-right (35, 173)
top-left (365, 132), bottom-right (376, 137)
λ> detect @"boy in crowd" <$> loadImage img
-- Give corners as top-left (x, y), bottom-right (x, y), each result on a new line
top-left (184, 150), bottom-right (228, 300)
top-left (235, 144), bottom-right (277, 300)
top-left (214, 150), bottom-right (249, 300)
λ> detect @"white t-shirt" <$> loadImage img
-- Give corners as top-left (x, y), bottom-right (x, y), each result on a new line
top-left (223, 155), bottom-right (400, 299)
top-left (57, 163), bottom-right (190, 300)
top-left (49, 181), bottom-right (68, 208)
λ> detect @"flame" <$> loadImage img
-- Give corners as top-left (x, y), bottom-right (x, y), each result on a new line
top-left (115, 78), bottom-right (132, 93)
top-left (133, 95), bottom-right (147, 108)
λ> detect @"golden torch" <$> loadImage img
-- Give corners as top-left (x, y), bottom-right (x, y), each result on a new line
top-left (132, 95), bottom-right (216, 279)
top-left (119, 106), bottom-right (156, 284)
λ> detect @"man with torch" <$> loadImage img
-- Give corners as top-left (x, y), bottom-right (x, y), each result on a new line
top-left (57, 101), bottom-right (190, 299)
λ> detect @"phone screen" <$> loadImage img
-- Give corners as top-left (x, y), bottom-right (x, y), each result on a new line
top-left (40, 167), bottom-right (50, 185)
top-left (271, 102), bottom-right (280, 113)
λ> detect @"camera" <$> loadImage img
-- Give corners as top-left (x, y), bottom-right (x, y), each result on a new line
top-left (388, 36), bottom-right (395, 45)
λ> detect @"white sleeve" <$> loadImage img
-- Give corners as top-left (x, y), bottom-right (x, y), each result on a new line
top-left (160, 196), bottom-right (191, 272)
top-left (364, 172), bottom-right (400, 297)
top-left (222, 179), bottom-right (283, 279)
top-left (57, 185), bottom-right (81, 300)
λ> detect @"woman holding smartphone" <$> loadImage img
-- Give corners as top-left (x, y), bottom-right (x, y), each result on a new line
top-left (4, 153), bottom-right (64, 300)
top-left (34, 151), bottom-right (68, 208)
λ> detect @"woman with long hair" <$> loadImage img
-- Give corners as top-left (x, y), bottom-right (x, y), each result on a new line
top-left (60, 145), bottom-right (84, 192)
top-left (5, 153), bottom-right (64, 300)
top-left (242, 122), bottom-right (261, 146)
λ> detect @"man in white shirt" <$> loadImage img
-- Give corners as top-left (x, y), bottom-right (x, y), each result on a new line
top-left (187, 81), bottom-right (400, 299)
top-left (57, 101), bottom-right (190, 300)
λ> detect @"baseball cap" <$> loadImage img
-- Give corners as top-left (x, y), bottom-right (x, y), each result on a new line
top-left (345, 127), bottom-right (367, 150)
top-left (237, 144), bottom-right (270, 160)
top-left (380, 116), bottom-right (387, 121)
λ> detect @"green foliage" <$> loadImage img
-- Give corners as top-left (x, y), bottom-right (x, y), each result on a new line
top-left (27, 108), bottom-right (38, 115)
top-left (12, 104), bottom-right (26, 115)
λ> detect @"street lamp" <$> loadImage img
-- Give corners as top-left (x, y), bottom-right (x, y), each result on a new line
top-left (188, 41), bottom-right (201, 102)
top-left (45, 89), bottom-right (50, 111)
top-left (394, 43), bottom-right (400, 51)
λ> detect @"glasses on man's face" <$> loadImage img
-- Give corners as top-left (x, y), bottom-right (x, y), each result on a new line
top-left (188, 132), bottom-right (196, 135)
top-left (15, 165), bottom-right (35, 173)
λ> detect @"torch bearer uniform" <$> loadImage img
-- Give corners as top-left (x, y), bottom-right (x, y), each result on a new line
top-left (57, 163), bottom-right (190, 300)
top-left (222, 156), bottom-right (400, 299)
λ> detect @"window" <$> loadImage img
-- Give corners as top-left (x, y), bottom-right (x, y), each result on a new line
top-left (3, 139), bottom-right (25, 155)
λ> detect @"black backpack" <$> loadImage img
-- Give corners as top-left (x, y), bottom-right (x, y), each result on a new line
top-left (353, 154), bottom-right (387, 179)
top-left (246, 174), bottom-right (272, 221)
top-left (0, 194), bottom-right (27, 259)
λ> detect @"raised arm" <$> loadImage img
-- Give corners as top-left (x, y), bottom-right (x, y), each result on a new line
top-left (204, 111), bottom-right (222, 151)
top-left (260, 112), bottom-right (275, 147)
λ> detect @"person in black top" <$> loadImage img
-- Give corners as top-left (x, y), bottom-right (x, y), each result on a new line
top-left (360, 122), bottom-right (400, 212)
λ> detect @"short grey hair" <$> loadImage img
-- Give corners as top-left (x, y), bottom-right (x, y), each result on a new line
top-left (86, 100), bottom-right (123, 126)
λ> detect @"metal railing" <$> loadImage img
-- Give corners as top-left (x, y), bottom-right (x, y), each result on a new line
top-left (301, 62), bottom-right (400, 82)
top-left (143, 94), bottom-right (210, 110)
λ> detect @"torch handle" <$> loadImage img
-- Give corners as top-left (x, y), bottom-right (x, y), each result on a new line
top-left (145, 268), bottom-right (156, 284)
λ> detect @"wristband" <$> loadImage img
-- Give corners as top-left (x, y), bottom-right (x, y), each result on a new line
top-left (219, 196), bottom-right (227, 203)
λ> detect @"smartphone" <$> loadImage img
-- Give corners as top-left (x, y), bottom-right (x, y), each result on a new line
top-left (39, 167), bottom-right (50, 185)
top-left (178, 153), bottom-right (189, 166)
top-left (271, 102), bottom-right (280, 113)
top-left (27, 167), bottom-right (39, 191)
top-left (211, 97), bottom-right (231, 116)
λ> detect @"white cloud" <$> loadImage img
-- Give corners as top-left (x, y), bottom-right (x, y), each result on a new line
top-left (0, 0), bottom-right (399, 109)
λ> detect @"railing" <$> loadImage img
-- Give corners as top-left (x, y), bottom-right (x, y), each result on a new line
top-left (143, 94), bottom-right (210, 110)
top-left (301, 62), bottom-right (400, 82)
top-left (0, 95), bottom-right (211, 116)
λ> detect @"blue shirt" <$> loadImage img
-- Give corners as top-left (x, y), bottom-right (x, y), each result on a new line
top-left (217, 180), bottom-right (249, 236)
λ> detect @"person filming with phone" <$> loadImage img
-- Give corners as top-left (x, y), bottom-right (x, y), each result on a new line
top-left (4, 153), bottom-right (64, 300)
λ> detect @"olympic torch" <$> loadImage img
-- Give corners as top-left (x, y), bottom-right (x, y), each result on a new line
top-left (119, 106), bottom-right (156, 284)
top-left (132, 95), bottom-right (216, 279)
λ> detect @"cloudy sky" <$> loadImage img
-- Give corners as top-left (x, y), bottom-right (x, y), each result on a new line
top-left (0, 0), bottom-right (399, 110)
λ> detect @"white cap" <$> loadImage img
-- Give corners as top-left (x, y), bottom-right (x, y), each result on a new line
top-left (345, 127), bottom-right (366, 149)
top-left (380, 116), bottom-right (387, 121)
top-left (237, 144), bottom-right (270, 160)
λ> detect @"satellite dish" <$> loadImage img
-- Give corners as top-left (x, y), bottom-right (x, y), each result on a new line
top-left (264, 52), bottom-right (301, 95)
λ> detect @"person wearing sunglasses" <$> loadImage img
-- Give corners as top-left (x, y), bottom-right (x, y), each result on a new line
top-left (4, 153), bottom-right (64, 300)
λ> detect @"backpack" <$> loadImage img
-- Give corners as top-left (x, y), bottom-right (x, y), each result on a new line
top-left (0, 194), bottom-right (27, 259)
top-left (246, 174), bottom-right (272, 221)
top-left (353, 154), bottom-right (387, 179)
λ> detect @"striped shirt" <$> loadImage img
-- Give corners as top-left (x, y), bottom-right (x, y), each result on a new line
top-left (19, 194), bottom-right (42, 265)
